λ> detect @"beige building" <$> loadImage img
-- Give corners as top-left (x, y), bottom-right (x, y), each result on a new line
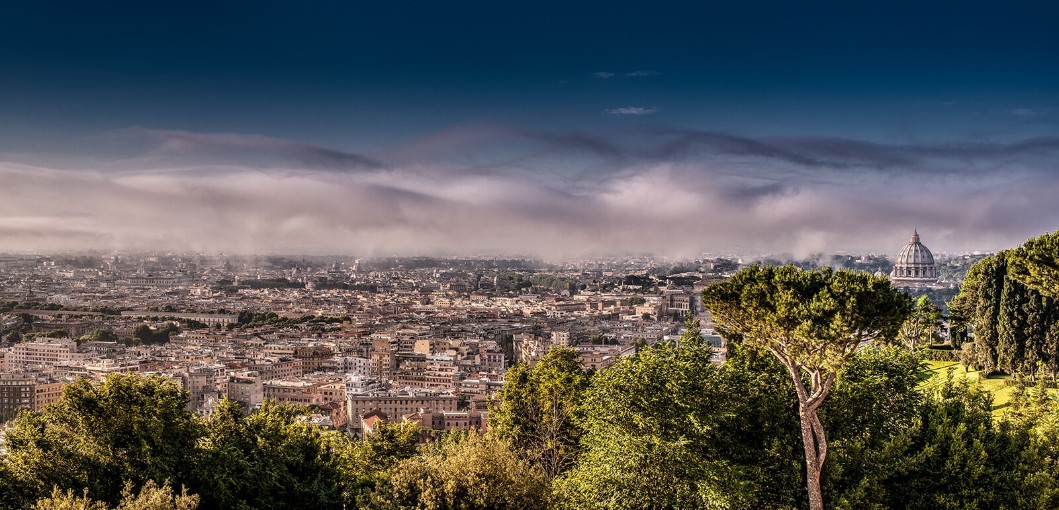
top-left (346, 393), bottom-right (459, 432)
top-left (248, 358), bottom-right (301, 381)
top-left (181, 365), bottom-right (225, 412)
top-left (264, 380), bottom-right (322, 405)
top-left (392, 356), bottom-right (458, 390)
top-left (0, 373), bottom-right (65, 418)
top-left (403, 409), bottom-right (488, 433)
top-left (370, 350), bottom-right (397, 379)
top-left (4, 340), bottom-right (82, 371)
top-left (224, 371), bottom-right (264, 409)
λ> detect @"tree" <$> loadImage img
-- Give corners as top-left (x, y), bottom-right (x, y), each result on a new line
top-left (5, 374), bottom-right (202, 507)
top-left (871, 372), bottom-right (1028, 509)
top-left (702, 265), bottom-right (911, 510)
top-left (489, 347), bottom-right (590, 479)
top-left (679, 314), bottom-right (703, 344)
top-left (818, 347), bottom-right (924, 508)
top-left (81, 329), bottom-right (119, 343)
top-left (33, 482), bottom-right (199, 510)
top-left (973, 256), bottom-right (1006, 374)
top-left (33, 488), bottom-right (108, 510)
top-left (115, 481), bottom-right (199, 510)
top-left (556, 335), bottom-right (750, 509)
top-left (368, 434), bottom-right (548, 510)
top-left (334, 421), bottom-right (421, 507)
top-left (556, 328), bottom-right (809, 509)
top-left (997, 275), bottom-right (1030, 374)
top-left (1009, 231), bottom-right (1059, 298)
top-left (949, 247), bottom-right (1059, 378)
top-left (133, 324), bottom-right (154, 344)
top-left (194, 399), bottom-right (346, 509)
top-left (897, 296), bottom-right (942, 350)
top-left (132, 324), bottom-right (178, 345)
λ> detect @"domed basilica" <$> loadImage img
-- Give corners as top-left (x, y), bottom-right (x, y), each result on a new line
top-left (890, 229), bottom-right (938, 285)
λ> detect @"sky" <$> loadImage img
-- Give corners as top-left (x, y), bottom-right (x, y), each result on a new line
top-left (1, 1), bottom-right (1057, 258)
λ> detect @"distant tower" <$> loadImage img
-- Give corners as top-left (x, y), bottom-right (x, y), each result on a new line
top-left (890, 229), bottom-right (938, 285)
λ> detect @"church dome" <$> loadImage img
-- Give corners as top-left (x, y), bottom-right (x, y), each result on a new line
top-left (890, 229), bottom-right (938, 283)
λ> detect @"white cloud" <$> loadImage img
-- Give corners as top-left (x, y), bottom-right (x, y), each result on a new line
top-left (604, 107), bottom-right (657, 116)
top-left (1, 128), bottom-right (1057, 259)
top-left (592, 71), bottom-right (615, 78)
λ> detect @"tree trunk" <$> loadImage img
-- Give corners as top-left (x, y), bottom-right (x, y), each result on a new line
top-left (774, 352), bottom-right (832, 510)
top-left (798, 403), bottom-right (826, 510)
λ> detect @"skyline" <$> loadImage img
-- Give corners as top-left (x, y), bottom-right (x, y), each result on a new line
top-left (1, 1), bottom-right (1057, 258)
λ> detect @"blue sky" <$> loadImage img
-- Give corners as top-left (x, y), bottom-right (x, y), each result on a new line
top-left (0, 1), bottom-right (1057, 257)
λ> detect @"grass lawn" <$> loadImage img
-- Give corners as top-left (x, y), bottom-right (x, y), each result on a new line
top-left (922, 360), bottom-right (1015, 416)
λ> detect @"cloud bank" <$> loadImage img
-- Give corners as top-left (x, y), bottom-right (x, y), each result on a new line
top-left (1, 125), bottom-right (1057, 259)
top-left (605, 107), bottom-right (658, 116)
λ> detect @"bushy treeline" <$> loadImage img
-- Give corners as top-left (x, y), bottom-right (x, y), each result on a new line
top-left (4, 343), bottom-right (1059, 509)
top-left (950, 231), bottom-right (1059, 378)
top-left (0, 374), bottom-right (545, 510)
top-left (492, 344), bottom-right (1059, 509)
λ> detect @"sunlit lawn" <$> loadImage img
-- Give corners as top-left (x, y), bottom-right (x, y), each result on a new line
top-left (922, 360), bottom-right (1015, 416)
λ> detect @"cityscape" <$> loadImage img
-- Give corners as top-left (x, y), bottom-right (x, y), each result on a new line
top-left (0, 228), bottom-right (972, 431)
top-left (1, 1), bottom-right (1058, 509)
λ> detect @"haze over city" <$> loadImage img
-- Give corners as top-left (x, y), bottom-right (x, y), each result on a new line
top-left (1, 1), bottom-right (1057, 257)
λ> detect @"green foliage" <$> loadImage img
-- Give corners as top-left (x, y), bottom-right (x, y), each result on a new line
top-left (553, 338), bottom-right (716, 509)
top-left (5, 374), bottom-right (201, 507)
top-left (820, 348), bottom-right (925, 508)
top-left (1009, 231), bottom-right (1059, 298)
top-left (897, 296), bottom-right (943, 350)
top-left (869, 373), bottom-right (1028, 509)
top-left (489, 347), bottom-right (590, 478)
top-left (949, 248), bottom-right (1059, 378)
top-left (335, 421), bottom-right (421, 507)
top-left (1008, 389), bottom-right (1059, 509)
top-left (702, 265), bottom-right (912, 510)
top-left (367, 434), bottom-right (549, 510)
top-left (115, 481), bottom-right (199, 510)
top-left (239, 278), bottom-right (304, 290)
top-left (232, 311), bottom-right (317, 329)
top-left (80, 329), bottom-right (119, 343)
top-left (32, 481), bottom-right (199, 510)
top-left (33, 488), bottom-right (108, 510)
top-left (703, 265), bottom-right (911, 372)
top-left (194, 399), bottom-right (346, 510)
top-left (678, 315), bottom-right (703, 344)
top-left (555, 340), bottom-right (802, 509)
top-left (498, 334), bottom-right (515, 363)
top-left (89, 306), bottom-right (129, 316)
top-left (527, 274), bottom-right (576, 293)
top-left (132, 324), bottom-right (177, 345)
top-left (3, 376), bottom-right (352, 510)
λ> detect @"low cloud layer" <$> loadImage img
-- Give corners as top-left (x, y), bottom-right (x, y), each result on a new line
top-left (605, 107), bottom-right (658, 116)
top-left (1, 125), bottom-right (1057, 259)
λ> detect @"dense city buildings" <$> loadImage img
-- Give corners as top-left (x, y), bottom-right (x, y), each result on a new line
top-left (0, 248), bottom-right (966, 436)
